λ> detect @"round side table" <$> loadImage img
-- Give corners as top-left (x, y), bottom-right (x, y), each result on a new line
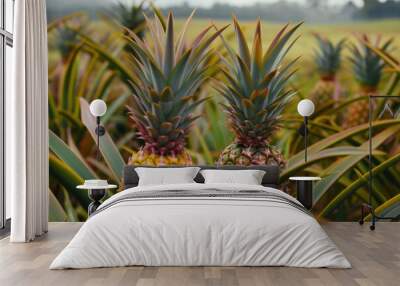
top-left (77, 184), bottom-right (117, 215)
top-left (289, 177), bottom-right (321, 210)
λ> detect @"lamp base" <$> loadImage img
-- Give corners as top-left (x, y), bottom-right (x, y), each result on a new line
top-left (95, 125), bottom-right (105, 136)
top-left (88, 189), bottom-right (106, 215)
top-left (359, 203), bottom-right (400, 231)
top-left (297, 122), bottom-right (307, 136)
top-left (296, 180), bottom-right (313, 210)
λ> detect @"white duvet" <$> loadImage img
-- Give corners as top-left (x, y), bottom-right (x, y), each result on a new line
top-left (50, 183), bottom-right (351, 269)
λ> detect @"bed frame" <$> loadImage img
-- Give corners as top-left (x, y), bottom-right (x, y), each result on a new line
top-left (123, 165), bottom-right (280, 190)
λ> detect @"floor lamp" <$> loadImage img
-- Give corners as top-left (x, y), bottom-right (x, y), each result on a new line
top-left (359, 95), bottom-right (400, 230)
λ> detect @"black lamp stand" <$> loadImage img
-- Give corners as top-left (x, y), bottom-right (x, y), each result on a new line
top-left (298, 116), bottom-right (309, 163)
top-left (88, 189), bottom-right (106, 215)
top-left (86, 116), bottom-right (106, 216)
top-left (95, 116), bottom-right (105, 161)
top-left (359, 95), bottom-right (400, 230)
top-left (304, 116), bottom-right (308, 163)
top-left (293, 116), bottom-right (315, 210)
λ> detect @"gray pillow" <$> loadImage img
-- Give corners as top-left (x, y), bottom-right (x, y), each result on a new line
top-left (135, 167), bottom-right (200, 186)
top-left (200, 169), bottom-right (266, 185)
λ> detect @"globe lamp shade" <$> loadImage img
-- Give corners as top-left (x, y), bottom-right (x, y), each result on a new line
top-left (297, 99), bottom-right (315, 117)
top-left (90, 99), bottom-right (107, 117)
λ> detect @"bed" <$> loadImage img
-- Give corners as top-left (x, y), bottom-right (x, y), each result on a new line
top-left (50, 165), bottom-right (351, 269)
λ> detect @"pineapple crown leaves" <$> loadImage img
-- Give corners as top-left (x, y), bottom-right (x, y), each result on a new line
top-left (124, 10), bottom-right (228, 156)
top-left (124, 11), bottom-right (228, 95)
top-left (312, 33), bottom-right (346, 80)
top-left (216, 18), bottom-right (301, 145)
top-left (107, 0), bottom-right (146, 36)
top-left (349, 34), bottom-right (393, 89)
top-left (363, 40), bottom-right (400, 73)
top-left (48, 12), bottom-right (89, 59)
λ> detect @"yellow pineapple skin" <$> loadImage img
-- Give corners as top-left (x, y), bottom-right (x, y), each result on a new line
top-left (310, 79), bottom-right (339, 109)
top-left (342, 99), bottom-right (370, 129)
top-left (129, 149), bottom-right (193, 166)
top-left (218, 142), bottom-right (286, 167)
top-left (342, 88), bottom-right (376, 129)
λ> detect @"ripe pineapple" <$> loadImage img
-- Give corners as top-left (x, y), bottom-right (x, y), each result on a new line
top-left (343, 35), bottom-right (392, 129)
top-left (310, 34), bottom-right (345, 108)
top-left (217, 19), bottom-right (302, 166)
top-left (125, 11), bottom-right (227, 165)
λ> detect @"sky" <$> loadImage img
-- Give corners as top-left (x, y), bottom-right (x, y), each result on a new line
top-left (153, 0), bottom-right (364, 8)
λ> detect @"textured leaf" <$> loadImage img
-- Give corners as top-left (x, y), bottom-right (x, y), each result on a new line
top-left (102, 92), bottom-right (130, 124)
top-left (175, 9), bottom-right (196, 59)
top-left (150, 3), bottom-right (166, 31)
top-left (49, 189), bottom-right (68, 222)
top-left (59, 46), bottom-right (81, 124)
top-left (286, 119), bottom-right (400, 169)
top-left (163, 12), bottom-right (174, 76)
top-left (49, 130), bottom-right (97, 179)
top-left (311, 125), bottom-right (400, 205)
top-left (263, 22), bottom-right (302, 72)
top-left (319, 152), bottom-right (400, 218)
top-left (78, 32), bottom-right (136, 88)
top-left (62, 188), bottom-right (79, 221)
top-left (49, 154), bottom-right (89, 205)
top-left (365, 194), bottom-right (400, 221)
top-left (86, 61), bottom-right (114, 101)
top-left (47, 11), bottom-right (86, 32)
top-left (368, 45), bottom-right (399, 72)
top-left (313, 95), bottom-right (368, 118)
top-left (281, 146), bottom-right (384, 180)
top-left (192, 126), bottom-right (214, 164)
top-left (95, 72), bottom-right (116, 101)
top-left (58, 110), bottom-right (82, 128)
top-left (233, 17), bottom-right (251, 68)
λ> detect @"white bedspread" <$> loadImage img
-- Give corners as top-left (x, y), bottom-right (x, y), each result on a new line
top-left (50, 183), bottom-right (351, 269)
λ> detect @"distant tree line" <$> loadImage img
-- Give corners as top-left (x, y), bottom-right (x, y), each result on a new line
top-left (355, 0), bottom-right (400, 19)
top-left (47, 0), bottom-right (400, 22)
top-left (160, 2), bottom-right (306, 22)
top-left (160, 0), bottom-right (400, 22)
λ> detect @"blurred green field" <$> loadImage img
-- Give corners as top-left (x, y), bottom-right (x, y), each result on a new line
top-left (176, 19), bottom-right (400, 58)
top-left (50, 18), bottom-right (400, 61)
top-left (173, 18), bottom-right (400, 99)
top-left (49, 18), bottom-right (400, 100)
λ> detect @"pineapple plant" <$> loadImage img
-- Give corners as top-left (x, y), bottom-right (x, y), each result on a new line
top-left (310, 34), bottom-right (345, 108)
top-left (108, 1), bottom-right (146, 55)
top-left (125, 11), bottom-right (227, 165)
top-left (216, 19), bottom-right (301, 166)
top-left (343, 35), bottom-right (392, 129)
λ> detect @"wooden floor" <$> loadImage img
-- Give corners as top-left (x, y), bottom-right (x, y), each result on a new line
top-left (0, 222), bottom-right (399, 286)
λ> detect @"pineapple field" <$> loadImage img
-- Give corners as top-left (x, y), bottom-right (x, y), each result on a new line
top-left (47, 8), bottom-right (400, 222)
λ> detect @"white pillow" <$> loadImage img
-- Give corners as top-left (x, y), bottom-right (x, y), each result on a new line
top-left (135, 167), bottom-right (200, 186)
top-left (200, 169), bottom-right (266, 185)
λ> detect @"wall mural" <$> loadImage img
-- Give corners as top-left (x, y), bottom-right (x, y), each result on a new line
top-left (47, 1), bottom-right (400, 222)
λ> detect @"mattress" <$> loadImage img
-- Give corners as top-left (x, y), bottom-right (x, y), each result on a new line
top-left (50, 183), bottom-right (351, 269)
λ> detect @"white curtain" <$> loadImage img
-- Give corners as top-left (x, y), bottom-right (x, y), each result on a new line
top-left (7, 0), bottom-right (49, 242)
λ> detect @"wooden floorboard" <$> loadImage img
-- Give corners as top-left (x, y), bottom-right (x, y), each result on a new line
top-left (0, 222), bottom-right (399, 286)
